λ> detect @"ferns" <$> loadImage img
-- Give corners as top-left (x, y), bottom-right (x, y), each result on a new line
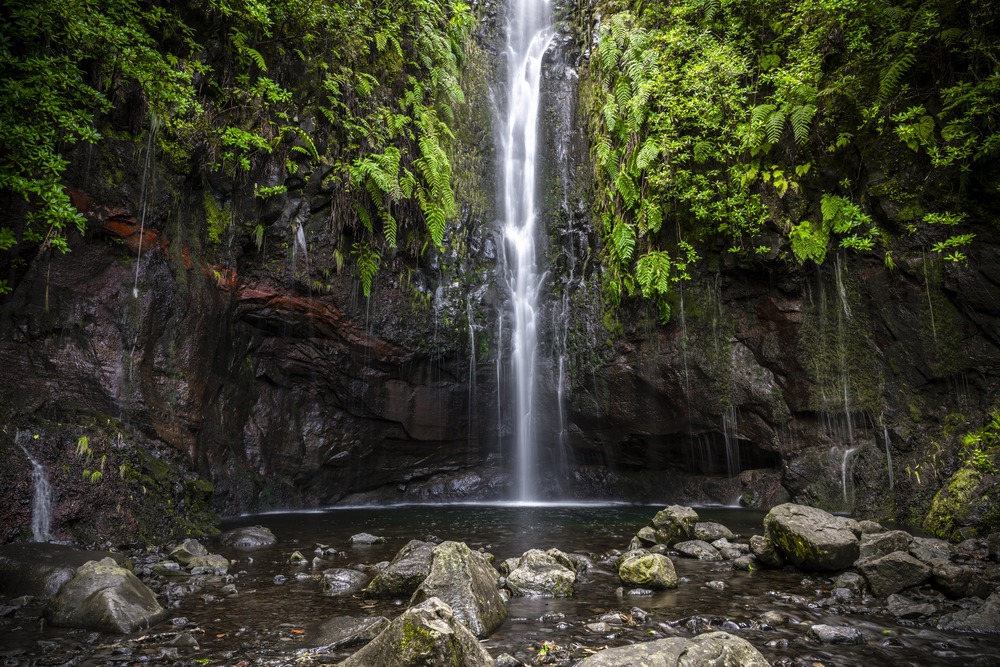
top-left (880, 52), bottom-right (916, 99)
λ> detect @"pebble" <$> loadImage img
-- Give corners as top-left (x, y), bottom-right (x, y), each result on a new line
top-left (273, 575), bottom-right (287, 584)
top-left (627, 588), bottom-right (654, 596)
top-left (706, 580), bottom-right (726, 591)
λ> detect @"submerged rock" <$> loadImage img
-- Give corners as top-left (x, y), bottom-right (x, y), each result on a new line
top-left (807, 623), bottom-right (865, 644)
top-left (651, 505), bottom-right (699, 546)
top-left (856, 551), bottom-right (931, 598)
top-left (576, 631), bottom-right (768, 666)
top-left (45, 557), bottom-right (169, 633)
top-left (763, 503), bottom-right (859, 571)
top-left (365, 540), bottom-right (434, 598)
top-left (219, 525), bottom-right (276, 550)
top-left (618, 551), bottom-right (678, 590)
top-left (350, 532), bottom-right (386, 545)
top-left (338, 597), bottom-right (494, 667)
top-left (409, 541), bottom-right (507, 638)
top-left (505, 549), bottom-right (575, 597)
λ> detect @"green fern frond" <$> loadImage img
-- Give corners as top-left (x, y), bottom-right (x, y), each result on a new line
top-left (790, 104), bottom-right (816, 145)
top-left (880, 52), bottom-right (916, 98)
top-left (611, 219), bottom-right (636, 264)
top-left (766, 109), bottom-right (786, 144)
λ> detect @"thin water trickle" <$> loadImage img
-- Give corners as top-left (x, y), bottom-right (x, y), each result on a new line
top-left (840, 445), bottom-right (859, 506)
top-left (502, 0), bottom-right (554, 502)
top-left (20, 445), bottom-right (53, 542)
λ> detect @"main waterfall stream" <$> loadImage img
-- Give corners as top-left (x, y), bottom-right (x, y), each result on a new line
top-left (503, 0), bottom-right (554, 502)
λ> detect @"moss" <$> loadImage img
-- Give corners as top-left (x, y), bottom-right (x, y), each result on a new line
top-left (923, 465), bottom-right (983, 540)
top-left (203, 191), bottom-right (230, 245)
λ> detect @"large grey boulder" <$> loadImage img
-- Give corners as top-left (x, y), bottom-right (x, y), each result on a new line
top-left (859, 530), bottom-right (912, 561)
top-left (856, 551), bottom-right (931, 597)
top-left (937, 591), bottom-right (1000, 633)
top-left (651, 506), bottom-right (699, 546)
top-left (576, 631), bottom-right (768, 666)
top-left (338, 597), bottom-right (495, 667)
top-left (409, 541), bottom-right (506, 638)
top-left (219, 525), bottom-right (276, 550)
top-left (618, 551), bottom-right (678, 590)
top-left (763, 503), bottom-right (859, 571)
top-left (0, 543), bottom-right (128, 599)
top-left (365, 540), bottom-right (434, 598)
top-left (505, 549), bottom-right (575, 597)
top-left (311, 615), bottom-right (389, 649)
top-left (45, 558), bottom-right (168, 633)
top-left (909, 536), bottom-right (953, 565)
top-left (188, 553), bottom-right (230, 574)
top-left (322, 568), bottom-right (370, 596)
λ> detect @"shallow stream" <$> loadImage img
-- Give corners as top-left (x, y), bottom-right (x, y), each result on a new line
top-left (1, 504), bottom-right (998, 666)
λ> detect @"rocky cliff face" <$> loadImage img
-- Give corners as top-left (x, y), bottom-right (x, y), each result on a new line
top-left (2, 2), bottom-right (999, 546)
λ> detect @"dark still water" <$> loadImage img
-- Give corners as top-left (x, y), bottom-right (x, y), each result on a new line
top-left (2, 504), bottom-right (997, 666)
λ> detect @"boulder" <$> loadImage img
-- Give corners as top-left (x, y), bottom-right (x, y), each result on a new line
top-left (311, 615), bottom-right (389, 649)
top-left (673, 540), bottom-right (722, 561)
top-left (807, 624), bottom-right (865, 644)
top-left (321, 568), bottom-right (370, 596)
top-left (576, 631), bottom-right (768, 666)
top-left (859, 530), bottom-right (912, 561)
top-left (635, 526), bottom-right (658, 546)
top-left (219, 525), bottom-right (276, 550)
top-left (834, 571), bottom-right (866, 595)
top-left (886, 594), bottom-right (936, 619)
top-left (45, 558), bottom-right (168, 633)
top-left (858, 520), bottom-right (885, 534)
top-left (909, 537), bottom-right (953, 565)
top-left (409, 541), bottom-right (507, 638)
top-left (546, 548), bottom-right (589, 573)
top-left (0, 543), bottom-right (128, 599)
top-left (187, 553), bottom-right (230, 574)
top-left (169, 539), bottom-right (208, 566)
top-left (937, 591), bottom-right (1000, 633)
top-left (695, 522), bottom-right (735, 542)
top-left (749, 535), bottom-right (784, 568)
top-left (651, 505), bottom-right (699, 546)
top-left (505, 550), bottom-right (575, 597)
top-left (349, 533), bottom-right (386, 545)
top-left (857, 551), bottom-right (931, 598)
top-left (763, 503), bottom-right (859, 571)
top-left (338, 597), bottom-right (495, 667)
top-left (618, 551), bottom-right (678, 590)
top-left (987, 532), bottom-right (1000, 561)
top-left (365, 540), bottom-right (434, 598)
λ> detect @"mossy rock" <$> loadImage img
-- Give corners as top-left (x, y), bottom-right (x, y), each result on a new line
top-left (923, 465), bottom-right (1000, 540)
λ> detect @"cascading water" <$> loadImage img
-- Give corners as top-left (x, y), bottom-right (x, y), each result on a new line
top-left (20, 445), bottom-right (53, 542)
top-left (502, 0), bottom-right (553, 502)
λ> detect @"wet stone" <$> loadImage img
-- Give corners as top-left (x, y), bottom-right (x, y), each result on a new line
top-left (887, 594), bottom-right (937, 619)
top-left (706, 580), bottom-right (726, 590)
top-left (674, 540), bottom-right (722, 561)
top-left (349, 533), bottom-right (385, 545)
top-left (807, 624), bottom-right (865, 644)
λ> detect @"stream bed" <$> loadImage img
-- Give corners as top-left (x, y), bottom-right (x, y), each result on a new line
top-left (1, 504), bottom-right (998, 666)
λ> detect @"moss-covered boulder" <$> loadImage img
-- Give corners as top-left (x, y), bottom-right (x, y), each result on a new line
top-left (924, 464), bottom-right (1000, 540)
top-left (651, 505), bottom-right (699, 546)
top-left (338, 597), bottom-right (494, 667)
top-left (504, 549), bottom-right (575, 597)
top-left (409, 541), bottom-right (506, 638)
top-left (365, 540), bottom-right (435, 598)
top-left (763, 503), bottom-right (859, 571)
top-left (618, 551), bottom-right (678, 589)
top-left (577, 631), bottom-right (768, 666)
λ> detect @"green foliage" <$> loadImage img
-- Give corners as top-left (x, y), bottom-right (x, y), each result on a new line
top-left (0, 0), bottom-right (473, 301)
top-left (590, 0), bottom-right (1000, 307)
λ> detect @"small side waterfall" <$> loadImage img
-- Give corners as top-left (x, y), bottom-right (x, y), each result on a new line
top-left (21, 445), bottom-right (53, 542)
top-left (502, 0), bottom-right (553, 502)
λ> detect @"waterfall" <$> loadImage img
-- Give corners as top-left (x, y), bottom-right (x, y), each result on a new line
top-left (502, 0), bottom-right (553, 502)
top-left (21, 446), bottom-right (53, 542)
